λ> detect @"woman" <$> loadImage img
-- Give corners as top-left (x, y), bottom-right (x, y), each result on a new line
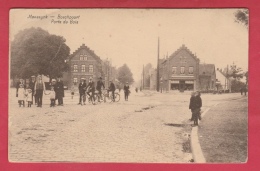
top-left (34, 75), bottom-right (46, 107)
top-left (124, 82), bottom-right (130, 101)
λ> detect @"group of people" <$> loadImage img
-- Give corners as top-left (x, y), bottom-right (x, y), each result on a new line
top-left (16, 75), bottom-right (65, 108)
top-left (75, 77), bottom-right (131, 105)
top-left (189, 91), bottom-right (202, 126)
top-left (16, 75), bottom-right (132, 107)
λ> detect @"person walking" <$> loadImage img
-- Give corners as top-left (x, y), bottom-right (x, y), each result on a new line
top-left (189, 92), bottom-right (196, 121)
top-left (54, 77), bottom-right (64, 106)
top-left (96, 77), bottom-right (105, 102)
top-left (108, 80), bottom-right (115, 101)
top-left (34, 75), bottom-right (46, 107)
top-left (78, 79), bottom-right (86, 105)
top-left (124, 82), bottom-right (130, 101)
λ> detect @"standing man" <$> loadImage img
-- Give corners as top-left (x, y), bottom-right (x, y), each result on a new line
top-left (78, 78), bottom-right (86, 105)
top-left (54, 77), bottom-right (64, 106)
top-left (124, 82), bottom-right (130, 101)
top-left (108, 80), bottom-right (115, 102)
top-left (96, 77), bottom-right (105, 102)
top-left (34, 75), bottom-right (46, 107)
top-left (189, 92), bottom-right (196, 121)
top-left (193, 91), bottom-right (202, 126)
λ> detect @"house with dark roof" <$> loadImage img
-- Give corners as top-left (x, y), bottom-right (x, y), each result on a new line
top-left (66, 44), bottom-right (115, 88)
top-left (155, 44), bottom-right (216, 92)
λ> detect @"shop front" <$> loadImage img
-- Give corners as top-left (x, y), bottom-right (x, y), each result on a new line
top-left (170, 80), bottom-right (195, 91)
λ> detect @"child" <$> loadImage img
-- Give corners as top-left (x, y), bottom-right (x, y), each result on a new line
top-left (49, 86), bottom-right (56, 107)
top-left (71, 83), bottom-right (75, 99)
top-left (25, 88), bottom-right (33, 107)
top-left (17, 84), bottom-right (25, 107)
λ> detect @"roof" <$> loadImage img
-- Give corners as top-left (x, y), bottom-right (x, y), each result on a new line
top-left (199, 64), bottom-right (215, 75)
top-left (69, 43), bottom-right (102, 63)
top-left (168, 44), bottom-right (199, 62)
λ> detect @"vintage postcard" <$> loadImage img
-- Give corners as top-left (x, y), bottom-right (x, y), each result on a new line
top-left (9, 9), bottom-right (248, 163)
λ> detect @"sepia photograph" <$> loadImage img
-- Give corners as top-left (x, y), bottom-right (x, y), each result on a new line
top-left (9, 9), bottom-right (248, 163)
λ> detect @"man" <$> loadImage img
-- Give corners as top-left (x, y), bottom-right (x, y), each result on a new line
top-left (124, 82), bottom-right (130, 101)
top-left (189, 92), bottom-right (196, 121)
top-left (54, 78), bottom-right (64, 106)
top-left (96, 77), bottom-right (105, 102)
top-left (86, 77), bottom-right (95, 101)
top-left (108, 80), bottom-right (115, 101)
top-left (34, 75), bottom-right (46, 107)
top-left (193, 91), bottom-right (202, 126)
top-left (78, 78), bottom-right (86, 105)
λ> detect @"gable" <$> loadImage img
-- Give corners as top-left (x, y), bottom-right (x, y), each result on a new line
top-left (69, 44), bottom-right (102, 63)
top-left (168, 45), bottom-right (199, 66)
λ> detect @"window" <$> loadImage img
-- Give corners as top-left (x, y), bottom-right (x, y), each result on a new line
top-left (180, 67), bottom-right (185, 74)
top-left (89, 64), bottom-right (94, 73)
top-left (172, 67), bottom-right (177, 74)
top-left (73, 78), bottom-right (78, 83)
top-left (83, 55), bottom-right (88, 60)
top-left (79, 54), bottom-right (83, 60)
top-left (73, 65), bottom-right (78, 72)
top-left (81, 65), bottom-right (86, 72)
top-left (189, 66), bottom-right (194, 74)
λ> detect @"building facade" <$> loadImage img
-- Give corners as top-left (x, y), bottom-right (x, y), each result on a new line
top-left (153, 45), bottom-right (216, 92)
top-left (67, 44), bottom-right (115, 88)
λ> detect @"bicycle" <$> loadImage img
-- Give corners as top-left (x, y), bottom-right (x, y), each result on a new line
top-left (103, 89), bottom-right (120, 103)
top-left (85, 91), bottom-right (96, 105)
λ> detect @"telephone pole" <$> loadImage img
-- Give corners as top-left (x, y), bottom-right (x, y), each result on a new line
top-left (157, 37), bottom-right (160, 92)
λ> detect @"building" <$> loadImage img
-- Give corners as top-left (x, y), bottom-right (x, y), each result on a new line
top-left (67, 44), bottom-right (116, 88)
top-left (216, 68), bottom-right (232, 92)
top-left (153, 45), bottom-right (216, 92)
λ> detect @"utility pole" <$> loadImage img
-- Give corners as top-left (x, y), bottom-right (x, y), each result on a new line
top-left (157, 37), bottom-right (160, 92)
top-left (143, 64), bottom-right (145, 89)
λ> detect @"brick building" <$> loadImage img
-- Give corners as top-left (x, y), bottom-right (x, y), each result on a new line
top-left (153, 45), bottom-right (216, 92)
top-left (67, 44), bottom-right (116, 88)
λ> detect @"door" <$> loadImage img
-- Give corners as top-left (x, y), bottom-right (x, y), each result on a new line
top-left (179, 80), bottom-right (185, 92)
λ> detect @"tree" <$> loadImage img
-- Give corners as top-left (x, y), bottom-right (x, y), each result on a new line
top-left (235, 9), bottom-right (248, 28)
top-left (231, 79), bottom-right (246, 93)
top-left (117, 64), bottom-right (134, 85)
top-left (11, 27), bottom-right (70, 81)
top-left (226, 63), bottom-right (244, 80)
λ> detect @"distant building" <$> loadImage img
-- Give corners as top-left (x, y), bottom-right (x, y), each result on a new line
top-left (153, 45), bottom-right (216, 92)
top-left (216, 68), bottom-right (232, 92)
top-left (67, 44), bottom-right (116, 88)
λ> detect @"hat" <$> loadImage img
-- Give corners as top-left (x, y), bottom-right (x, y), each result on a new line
top-left (89, 77), bottom-right (93, 80)
top-left (51, 79), bottom-right (56, 82)
top-left (99, 77), bottom-right (102, 79)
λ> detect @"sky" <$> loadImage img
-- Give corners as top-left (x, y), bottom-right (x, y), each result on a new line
top-left (10, 9), bottom-right (248, 83)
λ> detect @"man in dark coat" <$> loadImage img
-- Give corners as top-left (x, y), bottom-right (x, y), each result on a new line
top-left (78, 78), bottom-right (87, 105)
top-left (189, 92), bottom-right (196, 121)
top-left (96, 77), bottom-right (105, 102)
top-left (193, 91), bottom-right (202, 126)
top-left (108, 80), bottom-right (115, 101)
top-left (123, 82), bottom-right (130, 101)
top-left (54, 78), bottom-right (64, 106)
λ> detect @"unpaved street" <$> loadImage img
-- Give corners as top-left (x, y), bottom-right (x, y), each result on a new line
top-left (9, 89), bottom-right (240, 162)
